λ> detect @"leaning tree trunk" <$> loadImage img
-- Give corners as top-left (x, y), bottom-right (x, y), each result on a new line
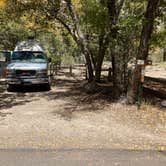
top-left (83, 47), bottom-right (94, 82)
top-left (95, 55), bottom-right (103, 82)
top-left (53, 0), bottom-right (95, 82)
top-left (128, 0), bottom-right (160, 103)
top-left (95, 33), bottom-right (109, 82)
top-left (68, 0), bottom-right (94, 82)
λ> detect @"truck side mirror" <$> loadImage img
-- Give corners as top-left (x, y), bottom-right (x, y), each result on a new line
top-left (0, 51), bottom-right (11, 62)
top-left (0, 55), bottom-right (6, 62)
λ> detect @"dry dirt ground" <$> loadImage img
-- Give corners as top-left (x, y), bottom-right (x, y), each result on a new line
top-left (0, 67), bottom-right (166, 150)
top-left (145, 64), bottom-right (166, 79)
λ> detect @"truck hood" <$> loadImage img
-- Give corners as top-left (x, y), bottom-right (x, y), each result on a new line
top-left (7, 62), bottom-right (47, 70)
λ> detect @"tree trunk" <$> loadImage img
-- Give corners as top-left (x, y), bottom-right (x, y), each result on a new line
top-left (106, 0), bottom-right (125, 98)
top-left (95, 33), bottom-right (108, 82)
top-left (84, 50), bottom-right (94, 82)
top-left (111, 52), bottom-right (123, 98)
top-left (55, 1), bottom-right (94, 82)
top-left (95, 52), bottom-right (104, 82)
top-left (128, 0), bottom-right (160, 103)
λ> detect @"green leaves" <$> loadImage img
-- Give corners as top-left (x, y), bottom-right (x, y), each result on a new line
top-left (80, 0), bottom-right (109, 32)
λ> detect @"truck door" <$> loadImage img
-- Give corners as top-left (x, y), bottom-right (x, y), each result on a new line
top-left (0, 51), bottom-right (11, 78)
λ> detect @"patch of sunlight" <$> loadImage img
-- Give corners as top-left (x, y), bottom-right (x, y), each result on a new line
top-left (0, 0), bottom-right (6, 8)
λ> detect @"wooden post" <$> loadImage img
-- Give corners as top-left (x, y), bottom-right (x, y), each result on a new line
top-left (85, 66), bottom-right (88, 80)
top-left (108, 67), bottom-right (112, 82)
top-left (55, 64), bottom-right (58, 75)
top-left (137, 60), bottom-right (145, 109)
top-left (163, 48), bottom-right (166, 62)
top-left (69, 65), bottom-right (72, 76)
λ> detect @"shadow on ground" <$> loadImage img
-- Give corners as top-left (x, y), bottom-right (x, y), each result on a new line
top-left (0, 92), bottom-right (35, 110)
top-left (0, 112), bottom-right (12, 118)
top-left (0, 69), bottom-right (164, 122)
top-left (42, 72), bottom-right (114, 120)
top-left (0, 84), bottom-right (50, 111)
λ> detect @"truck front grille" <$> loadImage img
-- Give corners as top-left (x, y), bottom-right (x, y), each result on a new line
top-left (16, 70), bottom-right (36, 77)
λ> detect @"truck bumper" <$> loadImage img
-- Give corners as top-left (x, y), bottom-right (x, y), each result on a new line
top-left (6, 77), bottom-right (50, 85)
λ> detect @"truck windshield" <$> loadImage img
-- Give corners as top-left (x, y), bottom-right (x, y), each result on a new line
top-left (11, 51), bottom-right (47, 63)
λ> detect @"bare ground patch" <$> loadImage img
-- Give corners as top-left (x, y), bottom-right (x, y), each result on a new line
top-left (0, 68), bottom-right (166, 150)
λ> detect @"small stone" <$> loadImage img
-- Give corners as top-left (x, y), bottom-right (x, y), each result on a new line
top-left (161, 100), bottom-right (166, 108)
top-left (84, 81), bottom-right (99, 93)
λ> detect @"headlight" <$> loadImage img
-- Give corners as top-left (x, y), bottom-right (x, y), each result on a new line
top-left (37, 69), bottom-right (48, 76)
top-left (5, 69), bottom-right (15, 77)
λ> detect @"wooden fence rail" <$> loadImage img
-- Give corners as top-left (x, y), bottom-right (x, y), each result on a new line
top-left (145, 76), bottom-right (166, 85)
top-left (144, 76), bottom-right (166, 99)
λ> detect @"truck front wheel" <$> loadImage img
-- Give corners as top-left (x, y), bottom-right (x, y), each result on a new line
top-left (44, 83), bottom-right (51, 91)
top-left (7, 84), bottom-right (14, 92)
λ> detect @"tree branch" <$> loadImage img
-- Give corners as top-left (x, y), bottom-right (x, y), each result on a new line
top-left (116, 0), bottom-right (125, 22)
top-left (55, 16), bottom-right (79, 44)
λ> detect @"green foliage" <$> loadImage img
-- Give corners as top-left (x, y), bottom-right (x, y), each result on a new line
top-left (0, 20), bottom-right (30, 50)
top-left (61, 55), bottom-right (75, 66)
top-left (80, 0), bottom-right (109, 32)
top-left (151, 28), bottom-right (166, 48)
top-left (0, 0), bottom-right (165, 65)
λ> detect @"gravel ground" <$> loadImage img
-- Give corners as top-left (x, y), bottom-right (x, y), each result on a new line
top-left (0, 68), bottom-right (166, 150)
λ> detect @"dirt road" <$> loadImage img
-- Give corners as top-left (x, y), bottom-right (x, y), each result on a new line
top-left (1, 149), bottom-right (166, 166)
top-left (0, 68), bottom-right (166, 150)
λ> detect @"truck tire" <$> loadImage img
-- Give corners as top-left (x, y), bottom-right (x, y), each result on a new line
top-left (7, 84), bottom-right (14, 92)
top-left (44, 83), bottom-right (51, 91)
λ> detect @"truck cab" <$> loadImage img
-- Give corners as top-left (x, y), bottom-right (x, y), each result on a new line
top-left (5, 40), bottom-right (51, 91)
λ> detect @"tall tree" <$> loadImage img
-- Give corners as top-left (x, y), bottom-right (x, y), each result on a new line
top-left (128, 0), bottom-right (160, 103)
top-left (57, 0), bottom-right (94, 81)
top-left (105, 0), bottom-right (125, 98)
